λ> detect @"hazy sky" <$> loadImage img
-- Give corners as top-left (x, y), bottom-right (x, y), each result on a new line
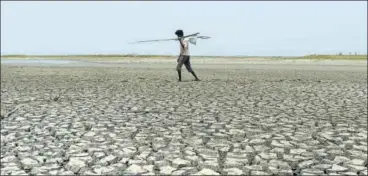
top-left (1, 1), bottom-right (367, 56)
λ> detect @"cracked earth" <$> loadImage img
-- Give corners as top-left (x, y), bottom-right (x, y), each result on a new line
top-left (1, 64), bottom-right (367, 175)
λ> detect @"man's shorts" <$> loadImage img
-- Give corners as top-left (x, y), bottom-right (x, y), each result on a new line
top-left (176, 55), bottom-right (193, 72)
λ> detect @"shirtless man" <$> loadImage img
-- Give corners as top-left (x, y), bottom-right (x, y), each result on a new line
top-left (175, 29), bottom-right (200, 82)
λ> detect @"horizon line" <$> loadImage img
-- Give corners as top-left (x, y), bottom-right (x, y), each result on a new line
top-left (2, 53), bottom-right (367, 58)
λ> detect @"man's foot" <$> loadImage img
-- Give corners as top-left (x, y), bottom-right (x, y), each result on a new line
top-left (194, 78), bottom-right (200, 81)
top-left (190, 71), bottom-right (200, 81)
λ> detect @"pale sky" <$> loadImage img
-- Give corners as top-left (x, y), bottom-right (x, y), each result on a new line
top-left (1, 1), bottom-right (367, 56)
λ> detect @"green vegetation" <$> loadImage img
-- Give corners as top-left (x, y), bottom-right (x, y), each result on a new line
top-left (0, 54), bottom-right (175, 60)
top-left (296, 54), bottom-right (367, 60)
top-left (1, 54), bottom-right (367, 60)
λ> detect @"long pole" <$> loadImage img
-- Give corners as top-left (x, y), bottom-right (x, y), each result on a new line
top-left (129, 32), bottom-right (200, 44)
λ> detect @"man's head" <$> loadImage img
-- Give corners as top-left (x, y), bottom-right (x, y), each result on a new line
top-left (175, 30), bottom-right (184, 37)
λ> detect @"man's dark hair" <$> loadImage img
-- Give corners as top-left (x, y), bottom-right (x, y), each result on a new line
top-left (175, 30), bottom-right (184, 37)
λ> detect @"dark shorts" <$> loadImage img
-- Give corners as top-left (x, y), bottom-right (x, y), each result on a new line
top-left (176, 55), bottom-right (193, 72)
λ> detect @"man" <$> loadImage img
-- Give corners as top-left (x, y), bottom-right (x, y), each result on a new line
top-left (175, 29), bottom-right (200, 82)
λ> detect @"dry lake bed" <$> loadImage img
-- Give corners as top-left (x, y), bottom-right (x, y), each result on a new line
top-left (1, 58), bottom-right (367, 175)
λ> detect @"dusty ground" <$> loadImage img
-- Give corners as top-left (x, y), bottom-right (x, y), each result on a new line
top-left (1, 60), bottom-right (367, 175)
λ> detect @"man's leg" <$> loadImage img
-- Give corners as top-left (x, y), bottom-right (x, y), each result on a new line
top-left (177, 70), bottom-right (182, 82)
top-left (184, 57), bottom-right (200, 81)
top-left (176, 56), bottom-right (185, 82)
top-left (191, 71), bottom-right (200, 81)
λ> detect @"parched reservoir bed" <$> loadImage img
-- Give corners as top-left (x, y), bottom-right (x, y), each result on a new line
top-left (1, 60), bottom-right (367, 175)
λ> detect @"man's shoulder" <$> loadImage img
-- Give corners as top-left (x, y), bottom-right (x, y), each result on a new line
top-left (183, 39), bottom-right (190, 45)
